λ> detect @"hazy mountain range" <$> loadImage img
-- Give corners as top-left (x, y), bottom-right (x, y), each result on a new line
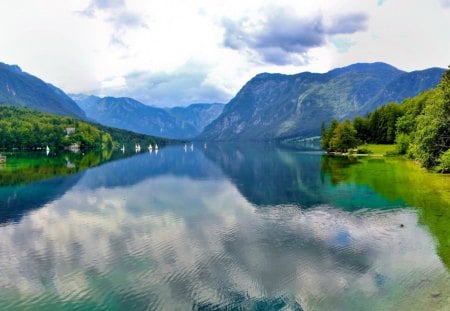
top-left (199, 63), bottom-right (445, 141)
top-left (0, 62), bottom-right (86, 119)
top-left (71, 94), bottom-right (224, 139)
top-left (0, 61), bottom-right (445, 141)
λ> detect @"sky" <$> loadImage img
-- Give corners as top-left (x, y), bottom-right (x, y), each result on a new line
top-left (0, 0), bottom-right (449, 107)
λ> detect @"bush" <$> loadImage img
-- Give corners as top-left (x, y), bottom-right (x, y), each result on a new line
top-left (395, 133), bottom-right (411, 155)
top-left (356, 148), bottom-right (371, 154)
top-left (436, 149), bottom-right (450, 173)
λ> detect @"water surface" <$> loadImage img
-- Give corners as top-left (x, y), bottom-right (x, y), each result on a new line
top-left (0, 144), bottom-right (449, 310)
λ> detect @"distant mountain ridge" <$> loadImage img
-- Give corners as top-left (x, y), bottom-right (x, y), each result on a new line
top-left (0, 62), bottom-right (86, 119)
top-left (167, 103), bottom-right (225, 135)
top-left (1, 60), bottom-right (444, 142)
top-left (72, 94), bottom-right (224, 139)
top-left (199, 62), bottom-right (445, 141)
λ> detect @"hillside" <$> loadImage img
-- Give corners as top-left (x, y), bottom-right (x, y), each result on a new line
top-left (168, 103), bottom-right (225, 135)
top-left (199, 62), bottom-right (445, 141)
top-left (0, 106), bottom-right (167, 151)
top-left (72, 94), bottom-right (224, 139)
top-left (0, 62), bottom-right (86, 119)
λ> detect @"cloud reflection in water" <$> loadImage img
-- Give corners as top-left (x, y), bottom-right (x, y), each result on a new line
top-left (0, 147), bottom-right (449, 310)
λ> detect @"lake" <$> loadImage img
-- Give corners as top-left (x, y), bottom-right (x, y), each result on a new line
top-left (0, 144), bottom-right (449, 310)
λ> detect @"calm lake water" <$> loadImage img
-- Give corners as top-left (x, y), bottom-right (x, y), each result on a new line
top-left (0, 144), bottom-right (449, 310)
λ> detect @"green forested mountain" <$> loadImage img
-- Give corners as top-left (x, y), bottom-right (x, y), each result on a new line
top-left (0, 62), bottom-right (86, 119)
top-left (199, 63), bottom-right (444, 141)
top-left (321, 67), bottom-right (450, 172)
top-left (72, 94), bottom-right (224, 139)
top-left (0, 106), bottom-right (166, 151)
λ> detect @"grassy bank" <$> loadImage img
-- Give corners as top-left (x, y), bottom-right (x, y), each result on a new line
top-left (358, 144), bottom-right (397, 156)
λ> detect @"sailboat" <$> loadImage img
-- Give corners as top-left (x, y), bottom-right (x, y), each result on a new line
top-left (121, 145), bottom-right (125, 153)
top-left (190, 143), bottom-right (194, 151)
top-left (184, 144), bottom-right (187, 152)
top-left (155, 143), bottom-right (158, 150)
top-left (148, 144), bottom-right (153, 151)
top-left (46, 145), bottom-right (50, 155)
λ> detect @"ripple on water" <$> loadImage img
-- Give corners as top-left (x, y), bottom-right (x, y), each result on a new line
top-left (1, 147), bottom-right (450, 310)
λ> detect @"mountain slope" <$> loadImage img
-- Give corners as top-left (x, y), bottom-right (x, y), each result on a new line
top-left (168, 103), bottom-right (225, 134)
top-left (0, 62), bottom-right (86, 119)
top-left (73, 94), bottom-right (224, 139)
top-left (370, 67), bottom-right (445, 108)
top-left (199, 62), bottom-right (445, 141)
top-left (73, 95), bottom-right (188, 138)
top-left (0, 106), bottom-right (167, 151)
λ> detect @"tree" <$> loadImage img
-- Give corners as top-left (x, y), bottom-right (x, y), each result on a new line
top-left (321, 119), bottom-right (339, 150)
top-left (441, 65), bottom-right (450, 103)
top-left (410, 89), bottom-right (450, 168)
top-left (329, 120), bottom-right (359, 152)
top-left (368, 103), bottom-right (403, 143)
top-left (353, 116), bottom-right (370, 143)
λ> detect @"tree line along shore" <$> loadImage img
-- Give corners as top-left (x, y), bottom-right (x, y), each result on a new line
top-left (321, 67), bottom-right (450, 173)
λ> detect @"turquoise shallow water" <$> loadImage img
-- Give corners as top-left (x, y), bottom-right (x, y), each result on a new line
top-left (0, 144), bottom-right (449, 310)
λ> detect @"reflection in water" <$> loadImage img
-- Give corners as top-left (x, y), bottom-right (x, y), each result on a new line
top-left (203, 143), bottom-right (325, 207)
top-left (0, 145), bottom-right (449, 310)
top-left (203, 144), bottom-right (406, 210)
top-left (0, 174), bottom-right (83, 224)
top-left (0, 149), bottom-right (132, 224)
top-left (321, 155), bottom-right (450, 271)
top-left (0, 149), bottom-right (113, 187)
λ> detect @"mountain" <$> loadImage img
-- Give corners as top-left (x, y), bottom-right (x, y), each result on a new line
top-left (72, 95), bottom-right (182, 138)
top-left (0, 62), bottom-right (86, 119)
top-left (199, 62), bottom-right (445, 141)
top-left (168, 103), bottom-right (225, 135)
top-left (72, 94), bottom-right (224, 139)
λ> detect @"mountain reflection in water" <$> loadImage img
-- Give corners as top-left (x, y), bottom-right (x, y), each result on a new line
top-left (0, 144), bottom-right (449, 310)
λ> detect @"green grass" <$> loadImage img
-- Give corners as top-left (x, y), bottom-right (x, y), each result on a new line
top-left (358, 144), bottom-right (397, 155)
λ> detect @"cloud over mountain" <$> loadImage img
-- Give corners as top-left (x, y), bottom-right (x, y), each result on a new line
top-left (223, 8), bottom-right (368, 65)
top-left (95, 62), bottom-right (231, 106)
top-left (1, 0), bottom-right (448, 107)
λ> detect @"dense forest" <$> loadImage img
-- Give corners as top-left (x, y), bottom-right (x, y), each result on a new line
top-left (321, 67), bottom-right (450, 172)
top-left (0, 106), bottom-right (167, 151)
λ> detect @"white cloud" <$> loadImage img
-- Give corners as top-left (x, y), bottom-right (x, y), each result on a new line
top-left (330, 0), bottom-right (450, 71)
top-left (0, 0), bottom-right (448, 106)
top-left (100, 76), bottom-right (126, 89)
